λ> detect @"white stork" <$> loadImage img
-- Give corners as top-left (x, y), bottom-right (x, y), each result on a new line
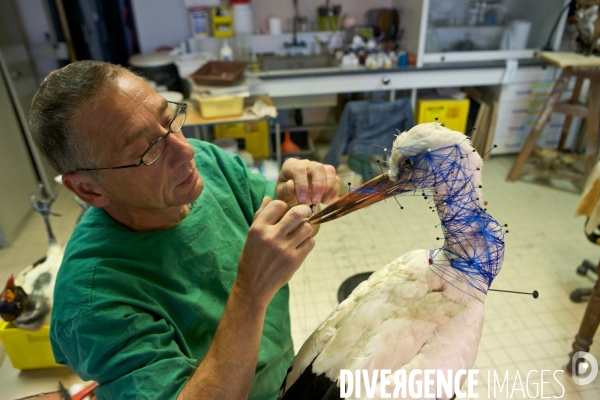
top-left (278, 123), bottom-right (504, 400)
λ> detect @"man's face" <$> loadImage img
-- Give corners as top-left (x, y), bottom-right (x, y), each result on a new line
top-left (76, 72), bottom-right (203, 211)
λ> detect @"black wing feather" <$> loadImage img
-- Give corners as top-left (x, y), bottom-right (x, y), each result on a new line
top-left (279, 358), bottom-right (341, 400)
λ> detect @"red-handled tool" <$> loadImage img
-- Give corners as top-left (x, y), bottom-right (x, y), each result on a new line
top-left (71, 382), bottom-right (99, 400)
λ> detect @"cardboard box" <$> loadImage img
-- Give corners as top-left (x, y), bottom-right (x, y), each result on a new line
top-left (215, 121), bottom-right (270, 159)
top-left (416, 98), bottom-right (470, 133)
top-left (0, 321), bottom-right (63, 370)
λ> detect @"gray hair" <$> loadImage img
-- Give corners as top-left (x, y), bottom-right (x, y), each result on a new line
top-left (30, 60), bottom-right (130, 175)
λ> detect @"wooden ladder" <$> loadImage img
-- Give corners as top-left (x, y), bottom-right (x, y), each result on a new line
top-left (507, 65), bottom-right (600, 187)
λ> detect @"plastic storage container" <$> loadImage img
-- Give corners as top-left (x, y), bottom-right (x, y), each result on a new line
top-left (231, 0), bottom-right (253, 34)
top-left (128, 52), bottom-right (183, 93)
top-left (211, 5), bottom-right (234, 38)
top-left (190, 61), bottom-right (247, 86)
top-left (197, 95), bottom-right (244, 118)
top-left (415, 98), bottom-right (470, 133)
top-left (214, 121), bottom-right (270, 158)
top-left (0, 321), bottom-right (64, 370)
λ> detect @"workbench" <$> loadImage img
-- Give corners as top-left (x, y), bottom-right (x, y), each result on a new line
top-left (247, 59), bottom-right (557, 99)
top-left (185, 94), bottom-right (282, 166)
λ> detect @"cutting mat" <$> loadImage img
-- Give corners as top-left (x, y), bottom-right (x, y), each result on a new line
top-left (540, 51), bottom-right (600, 67)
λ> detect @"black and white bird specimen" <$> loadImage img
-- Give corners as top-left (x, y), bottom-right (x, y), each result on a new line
top-left (0, 185), bottom-right (64, 331)
top-left (278, 123), bottom-right (505, 399)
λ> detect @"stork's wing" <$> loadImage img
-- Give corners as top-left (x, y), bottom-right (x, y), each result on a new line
top-left (279, 250), bottom-right (484, 400)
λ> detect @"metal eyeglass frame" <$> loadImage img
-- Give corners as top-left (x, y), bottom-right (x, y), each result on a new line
top-left (75, 101), bottom-right (188, 172)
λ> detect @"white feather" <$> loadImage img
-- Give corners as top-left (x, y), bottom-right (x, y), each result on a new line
top-left (286, 250), bottom-right (483, 399)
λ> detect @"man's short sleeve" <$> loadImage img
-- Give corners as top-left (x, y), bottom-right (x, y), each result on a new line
top-left (199, 140), bottom-right (276, 212)
top-left (52, 305), bottom-right (196, 399)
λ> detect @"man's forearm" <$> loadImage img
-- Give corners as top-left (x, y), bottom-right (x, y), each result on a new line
top-left (177, 284), bottom-right (268, 400)
top-left (177, 198), bottom-right (314, 398)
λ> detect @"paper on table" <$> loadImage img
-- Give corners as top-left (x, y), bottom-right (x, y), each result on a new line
top-left (502, 59), bottom-right (519, 84)
top-left (247, 100), bottom-right (277, 118)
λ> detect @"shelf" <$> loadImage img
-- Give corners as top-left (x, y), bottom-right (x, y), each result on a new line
top-left (422, 49), bottom-right (537, 64)
top-left (428, 25), bottom-right (507, 31)
top-left (280, 123), bottom-right (338, 133)
top-left (426, 25), bottom-right (508, 54)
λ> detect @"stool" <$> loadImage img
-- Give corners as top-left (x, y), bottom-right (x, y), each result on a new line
top-left (570, 218), bottom-right (600, 303)
top-left (507, 52), bottom-right (600, 187)
top-left (337, 272), bottom-right (373, 303)
top-left (570, 258), bottom-right (598, 303)
top-left (566, 276), bottom-right (600, 375)
top-left (566, 164), bottom-right (600, 375)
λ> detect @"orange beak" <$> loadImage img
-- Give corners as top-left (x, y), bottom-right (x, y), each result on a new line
top-left (308, 173), bottom-right (409, 225)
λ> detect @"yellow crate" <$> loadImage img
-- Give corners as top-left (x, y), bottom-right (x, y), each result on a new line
top-left (197, 96), bottom-right (244, 119)
top-left (416, 98), bottom-right (470, 133)
top-left (215, 121), bottom-right (270, 159)
top-left (0, 321), bottom-right (64, 370)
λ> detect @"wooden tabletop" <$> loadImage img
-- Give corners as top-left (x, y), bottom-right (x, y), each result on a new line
top-left (185, 94), bottom-right (275, 126)
top-left (540, 51), bottom-right (600, 68)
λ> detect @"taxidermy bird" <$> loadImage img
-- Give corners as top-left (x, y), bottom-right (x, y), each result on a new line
top-left (0, 184), bottom-right (64, 331)
top-left (576, 4), bottom-right (600, 55)
top-left (278, 123), bottom-right (504, 399)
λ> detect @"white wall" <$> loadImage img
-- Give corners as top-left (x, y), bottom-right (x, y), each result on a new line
top-left (131, 0), bottom-right (191, 53)
top-left (14, 0), bottom-right (59, 80)
top-left (251, 0), bottom-right (393, 33)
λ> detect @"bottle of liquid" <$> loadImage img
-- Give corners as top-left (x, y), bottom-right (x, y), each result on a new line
top-left (466, 1), bottom-right (479, 26)
top-left (220, 40), bottom-right (233, 61)
top-left (249, 53), bottom-right (261, 72)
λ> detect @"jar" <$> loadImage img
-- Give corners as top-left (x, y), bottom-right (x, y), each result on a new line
top-left (231, 0), bottom-right (253, 34)
top-left (466, 6), bottom-right (478, 26)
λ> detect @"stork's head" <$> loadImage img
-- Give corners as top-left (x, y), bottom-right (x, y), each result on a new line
top-left (0, 275), bottom-right (28, 322)
top-left (389, 123), bottom-right (483, 196)
top-left (310, 123), bottom-right (483, 224)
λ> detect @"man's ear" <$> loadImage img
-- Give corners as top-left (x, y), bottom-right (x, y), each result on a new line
top-left (62, 173), bottom-right (110, 208)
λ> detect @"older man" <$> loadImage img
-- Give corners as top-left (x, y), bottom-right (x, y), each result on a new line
top-left (29, 60), bottom-right (340, 399)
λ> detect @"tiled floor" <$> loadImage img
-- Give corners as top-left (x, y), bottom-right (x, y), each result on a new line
top-left (1, 155), bottom-right (599, 399)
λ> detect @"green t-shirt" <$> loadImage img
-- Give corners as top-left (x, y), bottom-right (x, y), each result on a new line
top-left (50, 139), bottom-right (293, 400)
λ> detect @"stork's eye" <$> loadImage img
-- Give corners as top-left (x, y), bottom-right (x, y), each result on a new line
top-left (404, 159), bottom-right (414, 170)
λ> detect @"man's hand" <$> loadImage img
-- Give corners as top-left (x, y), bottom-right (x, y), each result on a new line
top-left (275, 159), bottom-right (340, 207)
top-left (179, 200), bottom-right (313, 400)
top-left (235, 197), bottom-right (314, 306)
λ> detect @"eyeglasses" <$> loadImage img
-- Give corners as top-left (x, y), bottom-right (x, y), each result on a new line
top-left (75, 101), bottom-right (187, 172)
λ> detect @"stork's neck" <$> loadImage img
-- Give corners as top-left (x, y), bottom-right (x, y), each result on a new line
top-left (429, 167), bottom-right (504, 299)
